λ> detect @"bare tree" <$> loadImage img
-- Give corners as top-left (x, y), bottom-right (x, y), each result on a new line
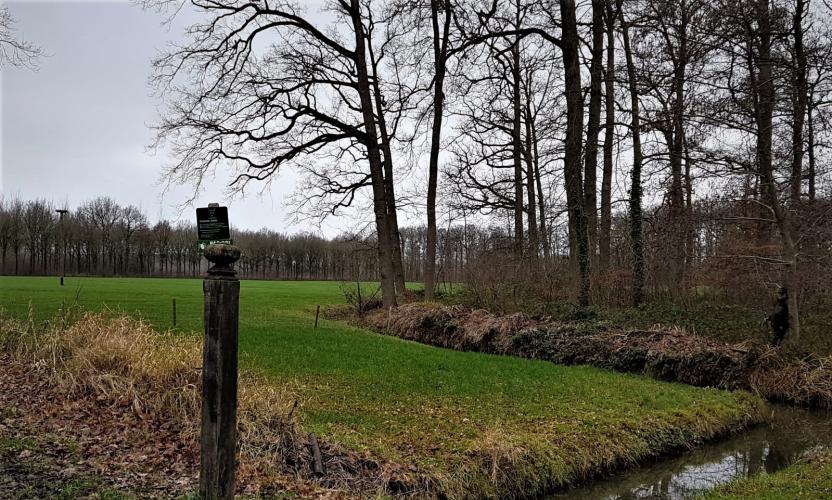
top-left (0, 6), bottom-right (41, 69)
top-left (599, 0), bottom-right (618, 272)
top-left (790, 0), bottom-right (809, 203)
top-left (559, 0), bottom-right (591, 306)
top-left (425, 0), bottom-right (453, 300)
top-left (619, 0), bottom-right (646, 306)
top-left (146, 0), bottom-right (406, 308)
top-left (584, 0), bottom-right (606, 265)
top-left (751, 0), bottom-right (802, 342)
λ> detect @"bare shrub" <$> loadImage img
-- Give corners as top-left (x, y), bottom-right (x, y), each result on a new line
top-left (340, 281), bottom-right (383, 315)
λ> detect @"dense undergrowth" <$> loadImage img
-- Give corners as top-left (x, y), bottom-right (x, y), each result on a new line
top-left (437, 272), bottom-right (832, 356)
top-left (445, 280), bottom-right (832, 356)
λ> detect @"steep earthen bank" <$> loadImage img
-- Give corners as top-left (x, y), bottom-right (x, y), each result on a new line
top-left (359, 304), bottom-right (832, 409)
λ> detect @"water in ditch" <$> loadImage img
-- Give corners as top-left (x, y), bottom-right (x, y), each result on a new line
top-left (550, 404), bottom-right (832, 499)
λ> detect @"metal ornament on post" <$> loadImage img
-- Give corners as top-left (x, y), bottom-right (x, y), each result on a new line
top-left (199, 232), bottom-right (241, 497)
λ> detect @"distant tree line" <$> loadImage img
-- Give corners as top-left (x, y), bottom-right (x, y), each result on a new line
top-left (0, 196), bottom-right (474, 283)
top-left (4, 194), bottom-right (830, 323)
top-left (0, 196), bottom-right (370, 280)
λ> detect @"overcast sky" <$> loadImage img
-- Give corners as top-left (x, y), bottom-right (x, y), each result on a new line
top-left (1, 0), bottom-right (354, 236)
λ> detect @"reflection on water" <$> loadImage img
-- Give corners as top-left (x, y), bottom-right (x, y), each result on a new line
top-left (551, 405), bottom-right (832, 500)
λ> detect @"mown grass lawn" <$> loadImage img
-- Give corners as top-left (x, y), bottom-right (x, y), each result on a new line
top-left (0, 276), bottom-right (763, 497)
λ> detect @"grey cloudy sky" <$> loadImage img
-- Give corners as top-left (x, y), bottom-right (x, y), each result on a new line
top-left (1, 0), bottom-right (352, 236)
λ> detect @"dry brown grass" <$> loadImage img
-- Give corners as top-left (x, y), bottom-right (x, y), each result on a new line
top-left (0, 310), bottom-right (398, 497)
top-left (5, 311), bottom-right (205, 419)
top-left (749, 349), bottom-right (832, 408)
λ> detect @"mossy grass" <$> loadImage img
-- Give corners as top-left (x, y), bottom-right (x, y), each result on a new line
top-left (702, 450), bottom-right (832, 499)
top-left (1, 276), bottom-right (764, 497)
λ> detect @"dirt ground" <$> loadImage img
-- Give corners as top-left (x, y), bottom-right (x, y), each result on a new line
top-left (0, 355), bottom-right (361, 499)
top-left (0, 354), bottom-right (198, 499)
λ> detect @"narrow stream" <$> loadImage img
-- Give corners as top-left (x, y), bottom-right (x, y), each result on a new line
top-left (551, 405), bottom-right (832, 499)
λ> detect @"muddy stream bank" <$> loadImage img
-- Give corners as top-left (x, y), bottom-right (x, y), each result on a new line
top-left (360, 304), bottom-right (832, 408)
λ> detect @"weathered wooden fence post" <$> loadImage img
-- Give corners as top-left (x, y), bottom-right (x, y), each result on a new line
top-left (172, 298), bottom-right (177, 327)
top-left (200, 243), bottom-right (241, 500)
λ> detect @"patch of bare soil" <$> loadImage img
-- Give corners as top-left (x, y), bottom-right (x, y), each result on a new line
top-left (361, 304), bottom-right (832, 409)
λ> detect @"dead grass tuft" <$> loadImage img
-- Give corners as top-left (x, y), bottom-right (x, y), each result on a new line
top-left (800, 446), bottom-right (832, 466)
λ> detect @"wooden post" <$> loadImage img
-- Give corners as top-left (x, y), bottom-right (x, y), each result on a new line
top-left (200, 244), bottom-right (241, 500)
top-left (314, 305), bottom-right (321, 329)
top-left (172, 298), bottom-right (177, 327)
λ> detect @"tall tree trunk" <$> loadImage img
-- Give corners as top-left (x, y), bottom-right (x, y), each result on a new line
top-left (669, 28), bottom-right (688, 286)
top-left (584, 0), bottom-right (605, 267)
top-left (619, 0), bottom-right (645, 306)
top-left (684, 135), bottom-right (695, 270)
top-left (425, 0), bottom-right (451, 301)
top-left (524, 104), bottom-right (538, 260)
top-left (511, 6), bottom-right (524, 255)
top-left (807, 89), bottom-right (816, 201)
top-left (561, 0), bottom-right (590, 306)
top-left (790, 0), bottom-right (808, 204)
top-left (350, 0), bottom-right (397, 310)
top-left (369, 54), bottom-right (407, 297)
top-left (530, 107), bottom-right (550, 260)
top-left (754, 0), bottom-right (800, 343)
top-left (600, 0), bottom-right (616, 272)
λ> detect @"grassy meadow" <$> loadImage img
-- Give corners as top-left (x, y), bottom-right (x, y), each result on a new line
top-left (0, 276), bottom-right (764, 497)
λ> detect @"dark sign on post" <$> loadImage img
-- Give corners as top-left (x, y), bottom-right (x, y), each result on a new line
top-left (197, 205), bottom-right (231, 243)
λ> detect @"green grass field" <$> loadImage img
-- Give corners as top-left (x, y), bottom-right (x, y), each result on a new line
top-left (0, 276), bottom-right (764, 497)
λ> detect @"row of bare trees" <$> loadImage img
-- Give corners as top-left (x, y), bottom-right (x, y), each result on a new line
top-left (6, 193), bottom-right (830, 315)
top-left (0, 196), bottom-right (504, 283)
top-left (0, 197), bottom-right (379, 280)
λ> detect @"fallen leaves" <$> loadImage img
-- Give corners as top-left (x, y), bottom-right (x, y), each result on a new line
top-left (0, 354), bottom-right (198, 498)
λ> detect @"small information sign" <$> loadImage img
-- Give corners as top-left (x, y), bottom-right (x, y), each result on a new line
top-left (197, 206), bottom-right (231, 246)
